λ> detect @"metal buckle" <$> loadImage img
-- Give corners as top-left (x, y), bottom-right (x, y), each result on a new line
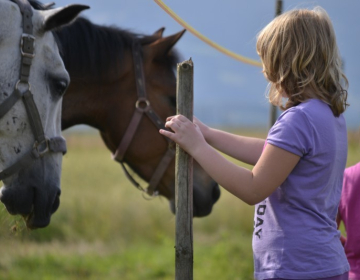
top-left (135, 98), bottom-right (150, 113)
top-left (34, 139), bottom-right (49, 158)
top-left (20, 34), bottom-right (36, 58)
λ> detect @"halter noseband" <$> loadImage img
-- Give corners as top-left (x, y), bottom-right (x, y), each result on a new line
top-left (0, 0), bottom-right (67, 180)
top-left (112, 41), bottom-right (175, 196)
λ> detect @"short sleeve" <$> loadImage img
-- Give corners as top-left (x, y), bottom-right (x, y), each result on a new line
top-left (267, 108), bottom-right (313, 157)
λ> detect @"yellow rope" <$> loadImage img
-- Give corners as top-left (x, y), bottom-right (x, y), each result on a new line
top-left (154, 0), bottom-right (262, 67)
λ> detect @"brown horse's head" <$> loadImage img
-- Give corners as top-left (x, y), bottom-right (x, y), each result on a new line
top-left (57, 19), bottom-right (220, 217)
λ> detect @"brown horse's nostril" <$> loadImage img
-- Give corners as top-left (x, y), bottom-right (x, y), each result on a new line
top-left (51, 191), bottom-right (61, 214)
top-left (212, 182), bottom-right (221, 204)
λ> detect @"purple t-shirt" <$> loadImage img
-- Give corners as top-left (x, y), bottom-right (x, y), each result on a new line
top-left (253, 99), bottom-right (350, 279)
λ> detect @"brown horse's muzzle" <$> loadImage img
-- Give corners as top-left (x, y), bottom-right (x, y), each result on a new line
top-left (169, 180), bottom-right (220, 217)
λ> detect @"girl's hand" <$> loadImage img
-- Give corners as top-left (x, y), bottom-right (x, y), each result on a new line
top-left (159, 115), bottom-right (207, 156)
top-left (193, 116), bottom-right (210, 140)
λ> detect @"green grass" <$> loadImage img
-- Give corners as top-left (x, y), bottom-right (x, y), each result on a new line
top-left (0, 128), bottom-right (358, 280)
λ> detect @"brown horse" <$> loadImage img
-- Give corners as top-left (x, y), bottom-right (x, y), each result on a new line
top-left (52, 16), bottom-right (220, 217)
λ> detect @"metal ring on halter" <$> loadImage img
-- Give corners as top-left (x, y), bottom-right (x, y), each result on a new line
top-left (135, 97), bottom-right (150, 113)
top-left (15, 80), bottom-right (31, 92)
top-left (141, 190), bottom-right (159, 200)
top-left (33, 138), bottom-right (49, 158)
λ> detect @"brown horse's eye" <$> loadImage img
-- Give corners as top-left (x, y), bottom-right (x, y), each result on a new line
top-left (169, 96), bottom-right (176, 107)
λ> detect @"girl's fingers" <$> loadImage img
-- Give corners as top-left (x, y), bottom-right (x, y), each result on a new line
top-left (176, 115), bottom-right (190, 123)
top-left (165, 121), bottom-right (177, 131)
top-left (166, 115), bottom-right (190, 123)
top-left (159, 129), bottom-right (174, 140)
top-left (165, 117), bottom-right (185, 131)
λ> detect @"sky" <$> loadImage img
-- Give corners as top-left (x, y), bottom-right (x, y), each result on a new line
top-left (53, 0), bottom-right (360, 129)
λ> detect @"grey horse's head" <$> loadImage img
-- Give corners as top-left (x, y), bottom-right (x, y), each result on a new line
top-left (0, 0), bottom-right (89, 228)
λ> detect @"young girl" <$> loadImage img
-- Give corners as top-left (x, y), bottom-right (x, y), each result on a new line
top-left (160, 6), bottom-right (350, 280)
top-left (337, 162), bottom-right (360, 280)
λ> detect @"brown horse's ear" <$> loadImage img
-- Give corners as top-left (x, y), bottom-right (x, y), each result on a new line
top-left (153, 27), bottom-right (165, 38)
top-left (139, 27), bottom-right (165, 45)
top-left (144, 29), bottom-right (186, 60)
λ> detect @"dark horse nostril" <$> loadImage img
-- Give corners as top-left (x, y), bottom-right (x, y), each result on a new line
top-left (212, 182), bottom-right (221, 203)
top-left (51, 191), bottom-right (61, 214)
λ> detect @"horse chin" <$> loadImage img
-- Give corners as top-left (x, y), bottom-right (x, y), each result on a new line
top-left (22, 207), bottom-right (35, 229)
top-left (168, 197), bottom-right (217, 218)
top-left (22, 210), bottom-right (50, 229)
top-left (168, 182), bottom-right (221, 218)
top-left (169, 199), bottom-right (176, 215)
top-left (0, 179), bottom-right (61, 229)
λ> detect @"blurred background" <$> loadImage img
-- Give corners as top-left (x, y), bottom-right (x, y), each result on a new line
top-left (0, 1), bottom-right (359, 279)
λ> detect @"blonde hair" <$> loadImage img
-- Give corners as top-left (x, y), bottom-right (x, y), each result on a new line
top-left (256, 7), bottom-right (348, 116)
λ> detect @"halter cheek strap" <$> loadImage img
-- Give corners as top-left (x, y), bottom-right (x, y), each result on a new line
top-left (0, 0), bottom-right (67, 181)
top-left (112, 41), bottom-right (175, 196)
top-left (17, 0), bottom-right (35, 84)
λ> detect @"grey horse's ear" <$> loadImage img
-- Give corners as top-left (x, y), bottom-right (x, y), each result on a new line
top-left (43, 4), bottom-right (90, 32)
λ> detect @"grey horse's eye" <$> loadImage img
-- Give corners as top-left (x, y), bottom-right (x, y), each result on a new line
top-left (51, 78), bottom-right (69, 96)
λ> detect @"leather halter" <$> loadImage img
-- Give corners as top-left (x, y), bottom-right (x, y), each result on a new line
top-left (0, 0), bottom-right (67, 180)
top-left (112, 41), bottom-right (175, 196)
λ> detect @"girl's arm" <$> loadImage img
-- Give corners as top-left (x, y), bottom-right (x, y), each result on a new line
top-left (160, 115), bottom-right (300, 205)
top-left (194, 117), bottom-right (265, 165)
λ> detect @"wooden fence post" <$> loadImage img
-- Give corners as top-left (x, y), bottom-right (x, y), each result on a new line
top-left (175, 58), bottom-right (194, 280)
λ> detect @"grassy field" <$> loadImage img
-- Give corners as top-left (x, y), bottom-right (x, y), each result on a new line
top-left (0, 128), bottom-right (358, 280)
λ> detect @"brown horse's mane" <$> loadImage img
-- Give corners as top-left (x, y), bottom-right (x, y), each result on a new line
top-left (54, 17), bottom-right (139, 82)
top-left (29, 0), bottom-right (181, 83)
